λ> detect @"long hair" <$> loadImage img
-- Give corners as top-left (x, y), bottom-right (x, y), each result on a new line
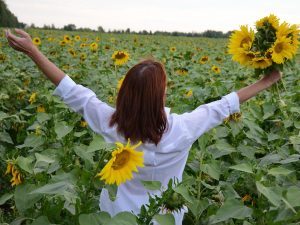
top-left (109, 59), bottom-right (168, 145)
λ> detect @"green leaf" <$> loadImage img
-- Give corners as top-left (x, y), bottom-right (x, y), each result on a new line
top-left (268, 166), bottom-right (293, 176)
top-left (200, 162), bottom-right (220, 180)
top-left (30, 181), bottom-right (73, 195)
top-left (16, 156), bottom-right (34, 174)
top-left (290, 107), bottom-right (300, 114)
top-left (74, 145), bottom-right (94, 165)
top-left (0, 111), bottom-right (9, 121)
top-left (286, 186), bottom-right (300, 207)
top-left (209, 139), bottom-right (236, 159)
top-left (79, 212), bottom-right (111, 225)
top-left (237, 144), bottom-right (256, 160)
top-left (174, 185), bottom-right (193, 203)
top-left (107, 212), bottom-right (137, 225)
top-left (105, 184), bottom-right (118, 201)
top-left (154, 214), bottom-right (175, 225)
top-left (290, 136), bottom-right (300, 152)
top-left (16, 134), bottom-right (44, 149)
top-left (256, 182), bottom-right (281, 206)
top-left (55, 121), bottom-right (73, 140)
top-left (35, 153), bottom-right (55, 164)
top-left (31, 216), bottom-right (51, 225)
top-left (15, 184), bottom-right (43, 213)
top-left (210, 198), bottom-right (252, 224)
top-left (37, 113), bottom-right (51, 123)
top-left (230, 163), bottom-right (253, 174)
top-left (10, 217), bottom-right (30, 225)
top-left (0, 193), bottom-right (13, 205)
top-left (0, 131), bottom-right (13, 144)
top-left (87, 135), bottom-right (114, 152)
top-left (74, 130), bottom-right (87, 137)
top-left (187, 198), bottom-right (209, 218)
top-left (140, 180), bottom-right (162, 190)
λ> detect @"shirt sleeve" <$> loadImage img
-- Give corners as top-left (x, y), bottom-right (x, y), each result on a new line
top-left (179, 92), bottom-right (240, 144)
top-left (53, 75), bottom-right (114, 134)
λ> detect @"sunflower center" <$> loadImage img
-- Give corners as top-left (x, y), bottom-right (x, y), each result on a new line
top-left (246, 52), bottom-right (255, 59)
top-left (112, 150), bottom-right (130, 170)
top-left (115, 52), bottom-right (126, 60)
top-left (240, 37), bottom-right (251, 47)
top-left (274, 43), bottom-right (283, 53)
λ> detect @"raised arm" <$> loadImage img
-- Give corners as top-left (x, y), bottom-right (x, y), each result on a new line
top-left (179, 70), bottom-right (282, 144)
top-left (5, 29), bottom-right (65, 86)
top-left (237, 70), bottom-right (281, 103)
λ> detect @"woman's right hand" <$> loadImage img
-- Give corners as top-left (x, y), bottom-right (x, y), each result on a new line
top-left (5, 29), bottom-right (37, 56)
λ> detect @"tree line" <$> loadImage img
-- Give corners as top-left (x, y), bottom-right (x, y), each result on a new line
top-left (35, 23), bottom-right (233, 38)
top-left (0, 0), bottom-right (232, 38)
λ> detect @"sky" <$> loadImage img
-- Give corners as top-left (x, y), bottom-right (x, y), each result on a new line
top-left (5, 0), bottom-right (300, 33)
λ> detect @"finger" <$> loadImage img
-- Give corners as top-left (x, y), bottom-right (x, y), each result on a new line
top-left (8, 39), bottom-right (28, 53)
top-left (7, 31), bottom-right (21, 43)
top-left (15, 28), bottom-right (31, 38)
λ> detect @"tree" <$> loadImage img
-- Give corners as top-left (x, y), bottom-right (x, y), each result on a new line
top-left (0, 0), bottom-right (25, 27)
top-left (97, 26), bottom-right (105, 33)
top-left (63, 24), bottom-right (76, 31)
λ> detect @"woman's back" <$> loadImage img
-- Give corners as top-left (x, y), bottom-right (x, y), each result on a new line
top-left (53, 74), bottom-right (240, 225)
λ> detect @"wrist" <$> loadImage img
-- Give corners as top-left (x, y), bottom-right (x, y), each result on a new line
top-left (27, 46), bottom-right (40, 59)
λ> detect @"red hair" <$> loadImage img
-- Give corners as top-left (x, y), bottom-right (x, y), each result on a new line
top-left (110, 59), bottom-right (168, 145)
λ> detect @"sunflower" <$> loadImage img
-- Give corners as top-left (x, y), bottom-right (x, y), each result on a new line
top-left (97, 139), bottom-right (144, 186)
top-left (211, 65), bottom-right (221, 74)
top-left (80, 53), bottom-right (87, 62)
top-left (276, 23), bottom-right (300, 53)
top-left (95, 37), bottom-right (101, 42)
top-left (36, 105), bottom-right (45, 113)
top-left (224, 112), bottom-right (242, 124)
top-left (74, 35), bottom-right (81, 41)
top-left (80, 120), bottom-right (88, 128)
top-left (250, 56), bottom-right (272, 69)
top-left (170, 47), bottom-right (176, 52)
top-left (29, 92), bottom-right (37, 104)
top-left (112, 51), bottom-right (130, 66)
top-left (47, 37), bottom-right (54, 42)
top-left (185, 90), bottom-right (193, 97)
top-left (199, 56), bottom-right (209, 64)
top-left (68, 48), bottom-right (77, 58)
top-left (117, 76), bottom-right (125, 90)
top-left (90, 42), bottom-right (98, 52)
top-left (80, 43), bottom-right (86, 48)
top-left (228, 25), bottom-right (255, 56)
top-left (256, 14), bottom-right (279, 30)
top-left (175, 68), bottom-right (188, 76)
top-left (269, 36), bottom-right (294, 64)
top-left (32, 37), bottom-right (41, 46)
top-left (0, 53), bottom-right (6, 62)
top-left (5, 162), bottom-right (22, 186)
top-left (63, 35), bottom-right (71, 43)
top-left (60, 40), bottom-right (66, 46)
top-left (231, 49), bottom-right (259, 66)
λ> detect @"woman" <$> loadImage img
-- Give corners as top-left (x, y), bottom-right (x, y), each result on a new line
top-left (6, 29), bottom-right (281, 224)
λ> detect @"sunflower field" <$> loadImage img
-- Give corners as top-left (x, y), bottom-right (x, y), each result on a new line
top-left (0, 27), bottom-right (300, 225)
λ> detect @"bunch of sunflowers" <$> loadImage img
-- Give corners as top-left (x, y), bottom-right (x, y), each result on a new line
top-left (228, 14), bottom-right (299, 73)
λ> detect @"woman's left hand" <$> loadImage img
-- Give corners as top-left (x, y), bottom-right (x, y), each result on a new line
top-left (5, 29), bottom-right (37, 56)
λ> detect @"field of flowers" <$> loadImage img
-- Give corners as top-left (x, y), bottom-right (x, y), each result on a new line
top-left (0, 28), bottom-right (300, 225)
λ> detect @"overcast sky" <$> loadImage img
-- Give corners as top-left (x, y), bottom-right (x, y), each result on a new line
top-left (5, 0), bottom-right (300, 32)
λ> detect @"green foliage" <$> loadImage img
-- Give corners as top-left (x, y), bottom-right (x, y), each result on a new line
top-left (0, 28), bottom-right (299, 225)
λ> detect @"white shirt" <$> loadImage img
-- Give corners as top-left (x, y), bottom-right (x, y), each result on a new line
top-left (53, 75), bottom-right (240, 225)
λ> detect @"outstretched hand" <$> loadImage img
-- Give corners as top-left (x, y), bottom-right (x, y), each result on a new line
top-left (260, 70), bottom-right (282, 88)
top-left (5, 29), bottom-right (37, 56)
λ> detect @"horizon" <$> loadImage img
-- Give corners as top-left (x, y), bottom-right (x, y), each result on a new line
top-left (5, 0), bottom-right (300, 33)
